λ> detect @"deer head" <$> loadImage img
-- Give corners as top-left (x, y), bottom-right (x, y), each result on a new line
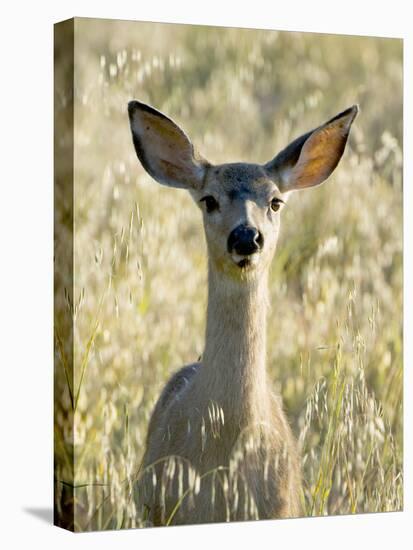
top-left (128, 101), bottom-right (358, 279)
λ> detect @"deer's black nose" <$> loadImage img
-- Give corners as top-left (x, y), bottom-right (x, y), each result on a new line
top-left (227, 224), bottom-right (264, 256)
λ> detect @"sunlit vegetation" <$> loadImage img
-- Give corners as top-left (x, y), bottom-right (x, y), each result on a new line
top-left (54, 19), bottom-right (402, 531)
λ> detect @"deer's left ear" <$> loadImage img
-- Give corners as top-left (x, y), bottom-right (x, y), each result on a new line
top-left (264, 105), bottom-right (358, 192)
top-left (128, 100), bottom-right (208, 190)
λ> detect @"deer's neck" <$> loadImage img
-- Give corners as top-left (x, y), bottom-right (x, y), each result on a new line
top-left (198, 263), bottom-right (271, 424)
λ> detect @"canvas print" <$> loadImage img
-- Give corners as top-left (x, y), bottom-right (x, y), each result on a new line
top-left (54, 18), bottom-right (403, 531)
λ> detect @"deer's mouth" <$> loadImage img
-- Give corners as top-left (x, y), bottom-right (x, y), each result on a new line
top-left (231, 253), bottom-right (260, 269)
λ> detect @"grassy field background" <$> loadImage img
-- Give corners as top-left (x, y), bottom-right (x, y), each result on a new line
top-left (54, 19), bottom-right (403, 530)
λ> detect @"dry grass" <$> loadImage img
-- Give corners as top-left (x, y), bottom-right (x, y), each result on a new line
top-left (54, 19), bottom-right (403, 531)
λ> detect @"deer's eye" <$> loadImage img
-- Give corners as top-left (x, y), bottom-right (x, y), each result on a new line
top-left (270, 198), bottom-right (283, 213)
top-left (200, 195), bottom-right (219, 213)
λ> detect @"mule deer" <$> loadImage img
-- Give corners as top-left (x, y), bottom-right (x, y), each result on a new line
top-left (128, 101), bottom-right (358, 526)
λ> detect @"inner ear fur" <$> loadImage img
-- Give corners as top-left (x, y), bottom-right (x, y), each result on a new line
top-left (128, 100), bottom-right (208, 190)
top-left (265, 105), bottom-right (359, 192)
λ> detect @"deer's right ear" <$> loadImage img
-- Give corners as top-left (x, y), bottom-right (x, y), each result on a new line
top-left (128, 101), bottom-right (208, 190)
top-left (264, 105), bottom-right (358, 193)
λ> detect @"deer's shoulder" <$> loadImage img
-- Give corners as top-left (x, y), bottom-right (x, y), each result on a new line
top-left (159, 362), bottom-right (201, 409)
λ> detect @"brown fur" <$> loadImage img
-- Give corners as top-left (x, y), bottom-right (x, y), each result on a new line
top-left (128, 101), bottom-right (358, 526)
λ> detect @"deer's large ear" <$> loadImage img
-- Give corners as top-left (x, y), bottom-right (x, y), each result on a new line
top-left (264, 105), bottom-right (358, 192)
top-left (128, 101), bottom-right (208, 190)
